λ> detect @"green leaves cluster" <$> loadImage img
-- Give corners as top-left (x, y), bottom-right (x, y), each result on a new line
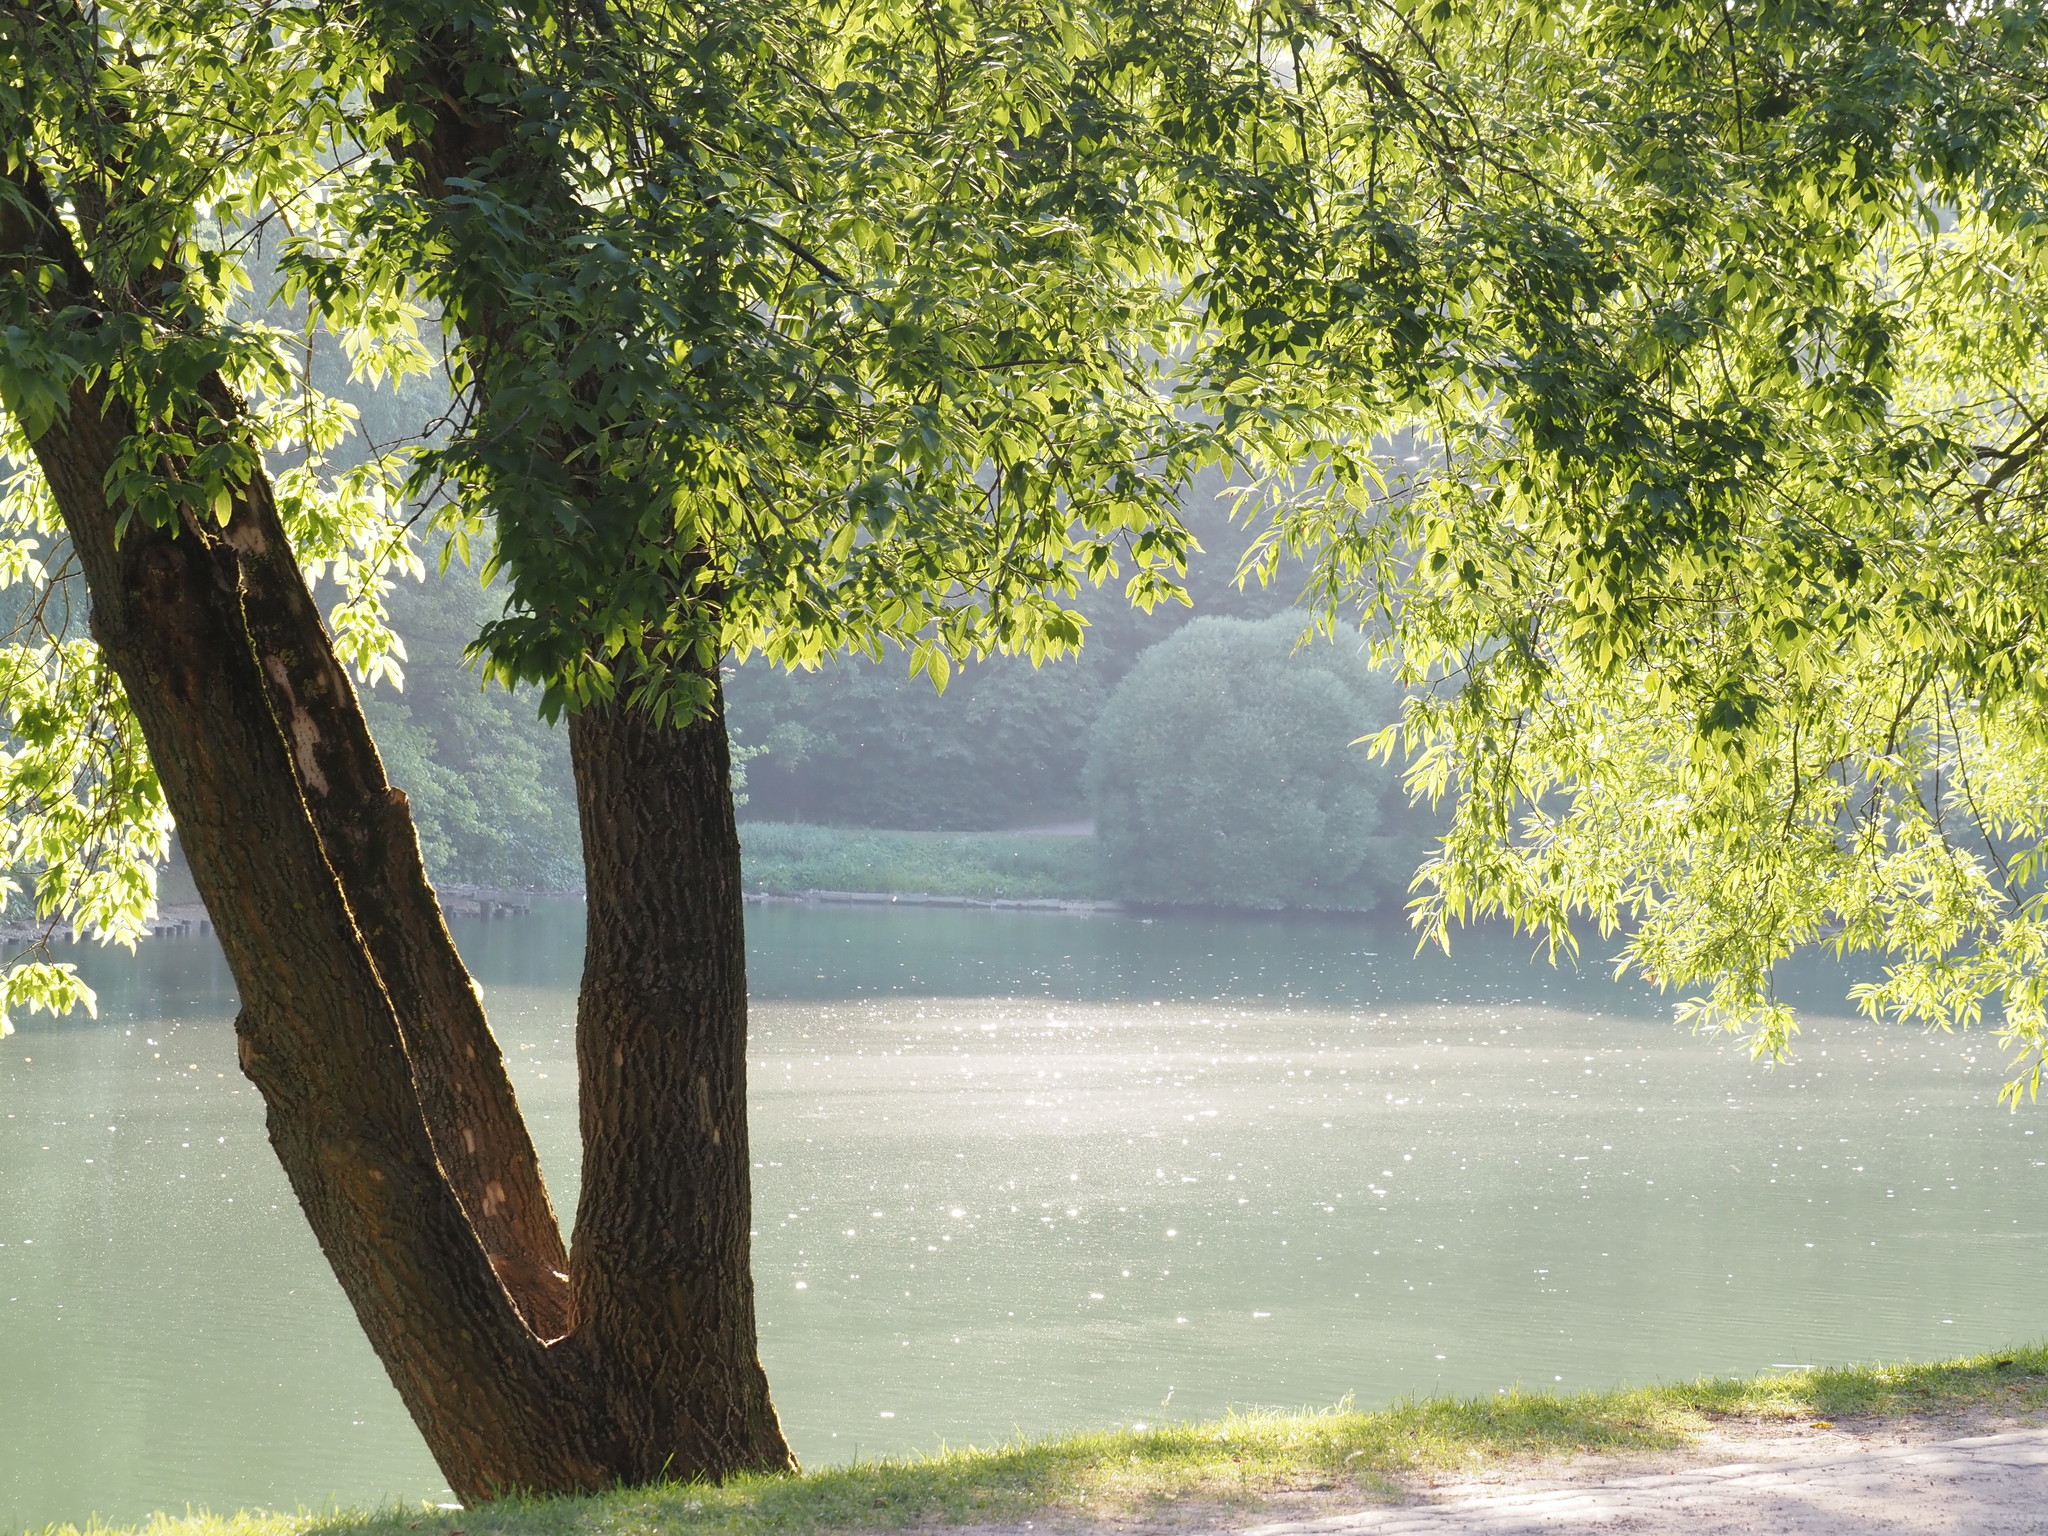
top-left (0, 0), bottom-right (425, 1021)
top-left (0, 0), bottom-right (1245, 1002)
top-left (294, 0), bottom-right (1223, 720)
top-left (1216, 1), bottom-right (2048, 1093)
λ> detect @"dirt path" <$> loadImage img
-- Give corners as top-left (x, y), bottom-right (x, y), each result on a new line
top-left (1244, 1415), bottom-right (2048, 1534)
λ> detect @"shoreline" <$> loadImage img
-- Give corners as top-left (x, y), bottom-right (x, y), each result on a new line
top-left (741, 888), bottom-right (1120, 914)
top-left (19, 1347), bottom-right (2048, 1536)
top-left (0, 884), bottom-right (1120, 950)
top-left (0, 882), bottom-right (557, 946)
top-left (6, 884), bottom-right (1371, 948)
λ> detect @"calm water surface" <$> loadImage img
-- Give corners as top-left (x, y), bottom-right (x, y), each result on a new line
top-left (4, 902), bottom-right (2045, 1529)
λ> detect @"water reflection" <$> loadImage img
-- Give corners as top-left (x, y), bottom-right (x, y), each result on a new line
top-left (3, 904), bottom-right (2043, 1530)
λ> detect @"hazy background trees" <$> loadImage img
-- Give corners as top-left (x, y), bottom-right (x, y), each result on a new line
top-left (357, 565), bottom-right (583, 891)
top-left (366, 479), bottom-right (1435, 914)
top-left (726, 474), bottom-right (1297, 829)
top-left (1087, 615), bottom-right (1427, 911)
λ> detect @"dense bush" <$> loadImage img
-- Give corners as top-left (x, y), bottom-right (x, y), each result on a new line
top-left (1084, 615), bottom-right (1433, 911)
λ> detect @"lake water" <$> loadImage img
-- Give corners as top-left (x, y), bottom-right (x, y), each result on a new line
top-left (5, 901), bottom-right (2047, 1531)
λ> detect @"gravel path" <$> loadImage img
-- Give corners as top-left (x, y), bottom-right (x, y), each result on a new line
top-left (1241, 1426), bottom-right (2048, 1534)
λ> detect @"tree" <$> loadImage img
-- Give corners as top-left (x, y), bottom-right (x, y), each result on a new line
top-left (1086, 614), bottom-right (1422, 909)
top-left (0, 0), bottom-right (1211, 1499)
top-left (15, 0), bottom-right (1965, 1503)
top-left (1208, 2), bottom-right (2048, 1088)
top-left (726, 474), bottom-right (1305, 830)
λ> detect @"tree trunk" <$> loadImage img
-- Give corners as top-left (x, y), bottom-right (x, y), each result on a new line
top-left (25, 372), bottom-right (616, 1496)
top-left (204, 372), bottom-right (574, 1340)
top-left (570, 691), bottom-right (794, 1481)
top-left (3, 150), bottom-right (791, 1495)
top-left (379, 10), bottom-right (801, 1482)
top-left (10, 0), bottom-right (798, 1486)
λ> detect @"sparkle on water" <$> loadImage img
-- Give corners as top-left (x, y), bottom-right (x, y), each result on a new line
top-left (3, 900), bottom-right (2046, 1530)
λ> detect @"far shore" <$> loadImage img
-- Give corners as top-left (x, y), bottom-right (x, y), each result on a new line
top-left (11, 817), bottom-right (1398, 949)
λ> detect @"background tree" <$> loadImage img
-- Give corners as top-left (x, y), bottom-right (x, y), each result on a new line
top-left (358, 556), bottom-right (583, 888)
top-left (1086, 614), bottom-right (1423, 909)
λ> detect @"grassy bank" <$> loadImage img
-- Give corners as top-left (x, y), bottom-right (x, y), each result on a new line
top-left (40, 1346), bottom-right (2048, 1536)
top-left (739, 822), bottom-right (1104, 901)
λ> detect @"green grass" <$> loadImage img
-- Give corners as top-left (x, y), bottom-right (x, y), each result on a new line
top-left (738, 822), bottom-right (1105, 902)
top-left (36, 1345), bottom-right (2048, 1536)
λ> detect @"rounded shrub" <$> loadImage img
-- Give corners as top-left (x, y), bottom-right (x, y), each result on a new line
top-left (1084, 614), bottom-right (1429, 910)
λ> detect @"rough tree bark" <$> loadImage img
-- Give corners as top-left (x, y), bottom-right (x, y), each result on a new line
top-left (2, 56), bottom-right (792, 1498)
top-left (382, 13), bottom-right (796, 1480)
top-left (195, 371), bottom-right (576, 1340)
top-left (2, 162), bottom-right (614, 1493)
top-left (569, 695), bottom-right (789, 1483)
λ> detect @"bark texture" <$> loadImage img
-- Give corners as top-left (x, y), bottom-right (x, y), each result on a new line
top-left (0, 164), bottom-right (606, 1492)
top-left (26, 377), bottom-right (613, 1495)
top-left (3, 145), bottom-right (790, 1495)
top-left (208, 374), bottom-right (573, 1340)
top-left (571, 693), bottom-right (793, 1481)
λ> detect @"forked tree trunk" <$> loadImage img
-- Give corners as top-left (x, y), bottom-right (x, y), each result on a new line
top-left (380, 12), bottom-right (792, 1477)
top-left (2, 150), bottom-right (792, 1494)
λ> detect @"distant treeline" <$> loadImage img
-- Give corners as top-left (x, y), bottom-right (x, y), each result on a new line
top-left (728, 473), bottom-right (1292, 829)
top-left (361, 481), bottom-right (1441, 912)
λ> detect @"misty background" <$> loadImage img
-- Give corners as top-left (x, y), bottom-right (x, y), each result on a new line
top-left (349, 467), bottom-right (1439, 913)
top-left (233, 327), bottom-right (1442, 915)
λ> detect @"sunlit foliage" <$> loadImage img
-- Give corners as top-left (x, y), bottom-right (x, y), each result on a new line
top-left (12, 0), bottom-right (2048, 1083)
top-left (1197, 1), bottom-right (2048, 1095)
top-left (0, 0), bottom-right (412, 1028)
top-left (0, 0), bottom-right (1219, 1023)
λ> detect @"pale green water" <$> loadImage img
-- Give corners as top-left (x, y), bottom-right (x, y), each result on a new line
top-left (4, 902), bottom-right (2045, 1530)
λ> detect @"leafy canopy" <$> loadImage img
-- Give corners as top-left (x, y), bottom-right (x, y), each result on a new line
top-left (0, 0), bottom-right (1305, 1020)
top-left (15, 0), bottom-right (2048, 1094)
top-left (1208, 0), bottom-right (2048, 1096)
top-left (302, 0), bottom-right (1221, 721)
